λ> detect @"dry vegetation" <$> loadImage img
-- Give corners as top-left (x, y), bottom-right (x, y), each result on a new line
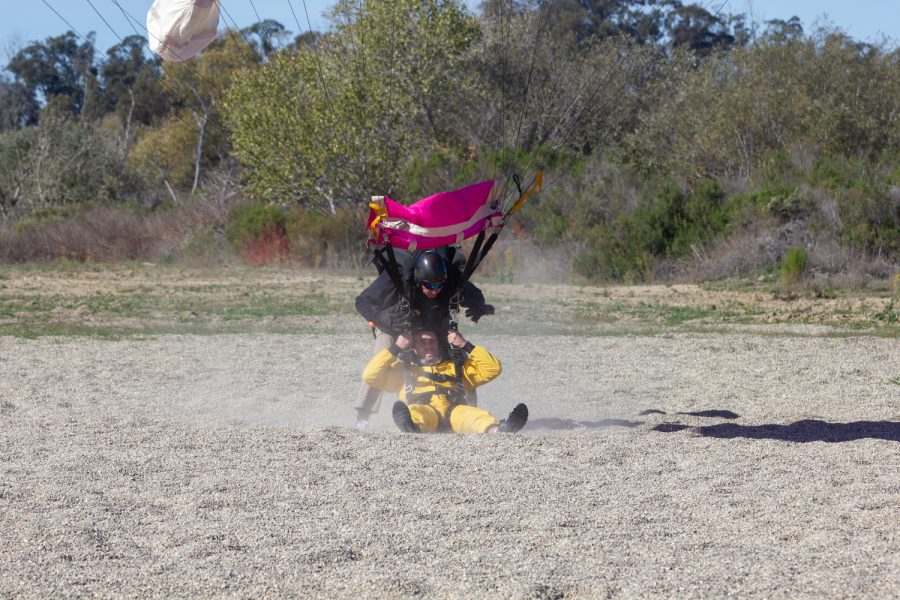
top-left (1, 263), bottom-right (898, 338)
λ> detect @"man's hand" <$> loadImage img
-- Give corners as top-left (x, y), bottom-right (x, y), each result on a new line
top-left (465, 304), bottom-right (495, 323)
top-left (447, 330), bottom-right (467, 349)
top-left (395, 333), bottom-right (412, 350)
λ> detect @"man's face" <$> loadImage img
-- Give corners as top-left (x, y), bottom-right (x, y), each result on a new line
top-left (413, 331), bottom-right (440, 363)
top-left (419, 279), bottom-right (444, 299)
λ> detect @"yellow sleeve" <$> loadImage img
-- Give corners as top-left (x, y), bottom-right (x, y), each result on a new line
top-left (461, 345), bottom-right (502, 388)
top-left (362, 348), bottom-right (404, 392)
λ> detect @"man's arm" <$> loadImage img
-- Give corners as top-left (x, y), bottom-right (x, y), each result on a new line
top-left (355, 271), bottom-right (401, 323)
top-left (447, 331), bottom-right (501, 387)
top-left (459, 281), bottom-right (494, 323)
top-left (362, 334), bottom-right (412, 392)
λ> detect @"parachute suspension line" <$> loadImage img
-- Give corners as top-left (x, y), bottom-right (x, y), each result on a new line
top-left (287, 0), bottom-right (370, 229)
top-left (493, 0), bottom-right (552, 215)
top-left (214, 1), bottom-right (351, 225)
top-left (509, 0), bottom-right (551, 156)
top-left (487, 0), bottom-right (514, 193)
top-left (450, 170), bottom-right (540, 301)
top-left (247, 0), bottom-right (281, 61)
top-left (548, 0), bottom-right (671, 148)
top-left (323, 0), bottom-right (377, 228)
top-left (212, 5), bottom-right (324, 212)
top-left (384, 0), bottom-right (399, 199)
top-left (110, 1), bottom-right (312, 211)
top-left (330, 0), bottom-right (373, 221)
top-left (486, 0), bottom-right (626, 214)
top-left (98, 0), bottom-right (346, 227)
top-left (537, 0), bottom-right (730, 195)
top-left (216, 0), bottom-right (356, 225)
top-left (382, 243), bottom-right (411, 305)
top-left (509, 0), bottom-right (671, 199)
top-left (458, 230), bottom-right (486, 292)
top-left (283, 0), bottom-right (360, 222)
top-left (505, 171), bottom-right (542, 221)
top-left (76, 0), bottom-right (223, 148)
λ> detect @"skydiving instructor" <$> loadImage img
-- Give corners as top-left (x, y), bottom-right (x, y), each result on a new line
top-left (353, 248), bottom-right (494, 428)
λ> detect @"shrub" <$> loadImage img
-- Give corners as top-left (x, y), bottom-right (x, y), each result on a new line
top-left (572, 180), bottom-right (731, 281)
top-left (226, 204), bottom-right (287, 247)
top-left (0, 114), bottom-right (143, 219)
top-left (779, 246), bottom-right (808, 283)
top-left (226, 204), bottom-right (291, 266)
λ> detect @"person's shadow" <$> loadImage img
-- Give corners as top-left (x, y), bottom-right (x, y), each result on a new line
top-left (526, 417), bottom-right (643, 431)
top-left (526, 408), bottom-right (900, 442)
top-left (692, 419), bottom-right (900, 443)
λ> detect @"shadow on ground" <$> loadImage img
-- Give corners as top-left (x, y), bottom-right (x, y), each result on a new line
top-left (526, 418), bottom-right (643, 431)
top-left (639, 409), bottom-right (740, 419)
top-left (652, 419), bottom-right (900, 442)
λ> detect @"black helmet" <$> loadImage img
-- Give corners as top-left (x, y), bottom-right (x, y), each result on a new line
top-left (414, 250), bottom-right (448, 286)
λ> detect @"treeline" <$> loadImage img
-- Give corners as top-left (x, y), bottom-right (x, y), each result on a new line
top-left (0, 0), bottom-right (897, 284)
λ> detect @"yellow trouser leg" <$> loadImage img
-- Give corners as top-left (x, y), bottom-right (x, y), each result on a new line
top-left (408, 404), bottom-right (440, 433)
top-left (448, 404), bottom-right (500, 434)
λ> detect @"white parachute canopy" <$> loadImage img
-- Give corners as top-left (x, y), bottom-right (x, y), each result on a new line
top-left (147, 0), bottom-right (220, 61)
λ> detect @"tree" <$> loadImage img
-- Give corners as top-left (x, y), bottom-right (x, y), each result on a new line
top-left (240, 20), bottom-right (291, 61)
top-left (0, 77), bottom-right (39, 131)
top-left (763, 16), bottom-right (803, 44)
top-left (157, 31), bottom-right (258, 194)
top-left (473, 1), bottom-right (664, 167)
top-left (664, 4), bottom-right (734, 56)
top-left (225, 0), bottom-right (481, 214)
top-left (6, 31), bottom-right (97, 115)
top-left (509, 0), bottom-right (672, 47)
top-left (100, 36), bottom-right (167, 154)
top-left (0, 110), bottom-right (141, 219)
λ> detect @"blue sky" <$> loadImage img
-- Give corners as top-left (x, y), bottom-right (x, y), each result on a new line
top-left (3, 0), bottom-right (898, 63)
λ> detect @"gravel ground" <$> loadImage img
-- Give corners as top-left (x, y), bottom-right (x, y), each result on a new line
top-left (1, 330), bottom-right (899, 598)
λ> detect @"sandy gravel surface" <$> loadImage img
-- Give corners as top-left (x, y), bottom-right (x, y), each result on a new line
top-left (1, 330), bottom-right (899, 598)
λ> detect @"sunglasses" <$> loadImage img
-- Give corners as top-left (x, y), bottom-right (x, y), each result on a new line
top-left (421, 280), bottom-right (446, 291)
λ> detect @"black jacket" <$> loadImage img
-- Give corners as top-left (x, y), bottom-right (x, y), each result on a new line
top-left (355, 248), bottom-right (488, 337)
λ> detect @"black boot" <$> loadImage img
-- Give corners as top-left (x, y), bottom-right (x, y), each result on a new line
top-left (496, 403), bottom-right (528, 433)
top-left (392, 401), bottom-right (420, 433)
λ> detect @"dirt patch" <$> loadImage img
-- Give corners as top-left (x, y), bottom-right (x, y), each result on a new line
top-left (1, 329), bottom-right (899, 597)
top-left (0, 266), bottom-right (898, 597)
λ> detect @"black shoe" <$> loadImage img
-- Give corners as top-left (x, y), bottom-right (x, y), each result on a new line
top-left (392, 401), bottom-right (420, 433)
top-left (496, 403), bottom-right (528, 433)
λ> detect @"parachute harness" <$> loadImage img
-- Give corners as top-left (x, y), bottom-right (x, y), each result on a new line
top-left (367, 173), bottom-right (542, 417)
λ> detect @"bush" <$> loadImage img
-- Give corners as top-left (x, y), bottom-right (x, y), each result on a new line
top-left (572, 180), bottom-right (731, 281)
top-left (226, 204), bottom-right (291, 266)
top-left (0, 113), bottom-right (144, 219)
top-left (226, 204), bottom-right (287, 247)
top-left (780, 246), bottom-right (808, 283)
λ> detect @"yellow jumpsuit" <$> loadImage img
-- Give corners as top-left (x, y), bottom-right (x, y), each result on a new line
top-left (362, 345), bottom-right (502, 433)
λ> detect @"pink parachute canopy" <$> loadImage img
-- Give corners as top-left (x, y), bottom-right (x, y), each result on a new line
top-left (366, 180), bottom-right (501, 250)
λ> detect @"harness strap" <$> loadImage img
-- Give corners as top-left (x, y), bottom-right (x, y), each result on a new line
top-left (381, 244), bottom-right (410, 304)
top-left (418, 371), bottom-right (460, 385)
top-left (399, 351), bottom-right (416, 398)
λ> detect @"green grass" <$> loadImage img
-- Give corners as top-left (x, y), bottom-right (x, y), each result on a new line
top-left (0, 279), bottom-right (353, 338)
top-left (0, 320), bottom-right (344, 339)
top-left (2, 263), bottom-right (899, 339)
